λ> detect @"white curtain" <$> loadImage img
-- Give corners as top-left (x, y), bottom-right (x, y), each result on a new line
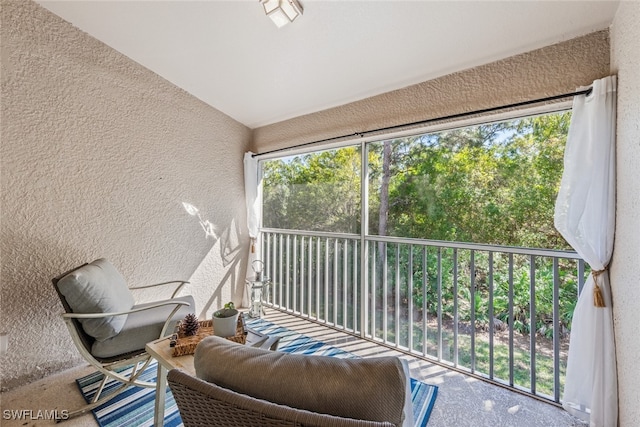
top-left (554, 76), bottom-right (617, 427)
top-left (243, 152), bottom-right (262, 305)
top-left (244, 152), bottom-right (260, 243)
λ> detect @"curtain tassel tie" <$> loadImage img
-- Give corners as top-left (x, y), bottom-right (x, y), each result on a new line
top-left (592, 268), bottom-right (607, 308)
top-left (250, 238), bottom-right (256, 254)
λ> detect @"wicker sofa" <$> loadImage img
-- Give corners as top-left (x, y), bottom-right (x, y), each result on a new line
top-left (167, 336), bottom-right (413, 427)
top-left (169, 369), bottom-right (396, 427)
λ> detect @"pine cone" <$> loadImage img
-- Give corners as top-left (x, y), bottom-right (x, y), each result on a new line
top-left (180, 313), bottom-right (199, 336)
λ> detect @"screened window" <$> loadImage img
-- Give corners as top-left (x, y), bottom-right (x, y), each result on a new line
top-left (262, 145), bottom-right (361, 234)
top-left (367, 112), bottom-right (571, 249)
top-left (262, 111), bottom-right (571, 250)
top-left (258, 110), bottom-right (580, 402)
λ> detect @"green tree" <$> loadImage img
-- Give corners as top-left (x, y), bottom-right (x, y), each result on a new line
top-left (263, 147), bottom-right (361, 233)
top-left (366, 113), bottom-right (571, 250)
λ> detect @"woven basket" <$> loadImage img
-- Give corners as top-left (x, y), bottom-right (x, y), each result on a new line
top-left (171, 316), bottom-right (246, 357)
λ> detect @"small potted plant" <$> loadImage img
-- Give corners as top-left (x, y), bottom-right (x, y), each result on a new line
top-left (212, 302), bottom-right (239, 338)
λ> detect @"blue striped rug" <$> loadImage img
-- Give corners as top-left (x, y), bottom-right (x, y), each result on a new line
top-left (77, 318), bottom-right (438, 427)
top-left (76, 363), bottom-right (181, 427)
top-left (245, 318), bottom-right (438, 427)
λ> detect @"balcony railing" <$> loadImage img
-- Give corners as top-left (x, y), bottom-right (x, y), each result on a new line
top-left (260, 228), bottom-right (586, 405)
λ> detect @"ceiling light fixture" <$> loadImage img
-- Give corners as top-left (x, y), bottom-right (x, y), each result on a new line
top-left (260, 0), bottom-right (303, 28)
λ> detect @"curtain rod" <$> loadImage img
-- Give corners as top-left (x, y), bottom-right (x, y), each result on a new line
top-left (252, 87), bottom-right (592, 158)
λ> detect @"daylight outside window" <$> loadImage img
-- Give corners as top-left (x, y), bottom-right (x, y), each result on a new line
top-left (262, 145), bottom-right (361, 234)
top-left (368, 112), bottom-right (572, 249)
top-left (259, 110), bottom-right (586, 403)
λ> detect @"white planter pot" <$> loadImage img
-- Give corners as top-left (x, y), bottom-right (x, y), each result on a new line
top-left (212, 309), bottom-right (239, 338)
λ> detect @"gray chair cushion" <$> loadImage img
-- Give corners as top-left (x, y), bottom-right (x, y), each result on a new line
top-left (57, 258), bottom-right (135, 341)
top-left (91, 295), bottom-right (194, 358)
top-left (194, 336), bottom-right (408, 426)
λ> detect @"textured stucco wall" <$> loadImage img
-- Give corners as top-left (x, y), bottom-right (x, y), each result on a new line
top-left (252, 30), bottom-right (610, 152)
top-left (610, 2), bottom-right (640, 426)
top-left (0, 0), bottom-right (251, 390)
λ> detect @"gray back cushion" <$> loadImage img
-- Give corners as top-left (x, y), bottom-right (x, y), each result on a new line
top-left (194, 336), bottom-right (408, 426)
top-left (57, 258), bottom-right (135, 341)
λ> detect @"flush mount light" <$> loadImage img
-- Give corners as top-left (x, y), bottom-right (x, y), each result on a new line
top-left (260, 0), bottom-right (303, 28)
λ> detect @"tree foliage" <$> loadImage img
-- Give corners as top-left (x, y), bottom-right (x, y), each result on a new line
top-left (263, 147), bottom-right (361, 233)
top-left (263, 112), bottom-right (572, 250)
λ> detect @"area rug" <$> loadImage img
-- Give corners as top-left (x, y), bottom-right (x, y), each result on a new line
top-left (77, 318), bottom-right (438, 427)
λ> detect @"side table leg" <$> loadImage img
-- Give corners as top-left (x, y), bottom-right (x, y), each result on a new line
top-left (154, 362), bottom-right (167, 427)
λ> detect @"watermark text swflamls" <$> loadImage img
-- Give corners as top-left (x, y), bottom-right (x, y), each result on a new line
top-left (2, 409), bottom-right (69, 421)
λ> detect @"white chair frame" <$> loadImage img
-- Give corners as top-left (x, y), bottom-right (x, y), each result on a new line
top-left (53, 265), bottom-right (191, 421)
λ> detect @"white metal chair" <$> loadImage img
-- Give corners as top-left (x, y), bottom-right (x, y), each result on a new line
top-left (52, 258), bottom-right (194, 420)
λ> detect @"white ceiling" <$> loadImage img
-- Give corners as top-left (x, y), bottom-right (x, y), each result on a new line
top-left (37, 1), bottom-right (619, 128)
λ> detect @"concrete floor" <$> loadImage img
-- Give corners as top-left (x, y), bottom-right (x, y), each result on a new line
top-left (1, 308), bottom-right (587, 427)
